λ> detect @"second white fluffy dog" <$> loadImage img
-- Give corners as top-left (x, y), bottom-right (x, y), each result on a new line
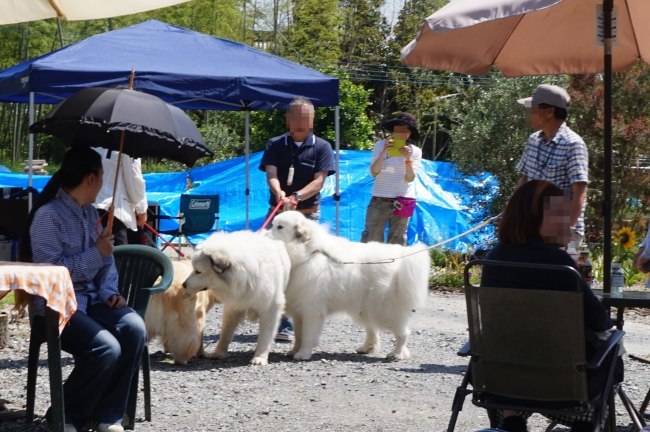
top-left (270, 211), bottom-right (430, 361)
top-left (183, 230), bottom-right (290, 365)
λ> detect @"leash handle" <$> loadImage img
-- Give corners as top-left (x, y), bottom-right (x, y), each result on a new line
top-left (258, 200), bottom-right (285, 232)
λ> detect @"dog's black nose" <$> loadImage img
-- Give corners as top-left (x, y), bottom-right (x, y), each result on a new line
top-left (182, 282), bottom-right (187, 288)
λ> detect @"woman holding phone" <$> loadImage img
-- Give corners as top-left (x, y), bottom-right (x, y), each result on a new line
top-left (361, 112), bottom-right (422, 245)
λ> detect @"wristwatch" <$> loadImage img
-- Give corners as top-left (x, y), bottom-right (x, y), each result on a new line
top-left (293, 192), bottom-right (303, 202)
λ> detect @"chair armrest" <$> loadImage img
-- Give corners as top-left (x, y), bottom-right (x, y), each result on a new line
top-left (143, 285), bottom-right (169, 295)
top-left (145, 256), bottom-right (174, 295)
top-left (587, 329), bottom-right (625, 369)
top-left (150, 214), bottom-right (182, 221)
top-left (458, 341), bottom-right (471, 357)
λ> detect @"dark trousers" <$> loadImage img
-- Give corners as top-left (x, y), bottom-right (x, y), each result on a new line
top-left (36, 304), bottom-right (147, 428)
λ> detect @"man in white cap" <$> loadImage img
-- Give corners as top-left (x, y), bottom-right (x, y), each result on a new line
top-left (516, 84), bottom-right (588, 246)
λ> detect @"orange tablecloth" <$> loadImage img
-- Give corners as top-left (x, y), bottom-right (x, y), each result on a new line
top-left (0, 262), bottom-right (76, 333)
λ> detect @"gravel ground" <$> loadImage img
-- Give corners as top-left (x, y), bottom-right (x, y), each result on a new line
top-left (1, 290), bottom-right (650, 432)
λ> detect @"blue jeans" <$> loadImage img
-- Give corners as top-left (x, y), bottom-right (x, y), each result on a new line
top-left (55, 304), bottom-right (146, 427)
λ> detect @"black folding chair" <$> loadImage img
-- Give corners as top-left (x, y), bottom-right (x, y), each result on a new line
top-left (448, 260), bottom-right (625, 432)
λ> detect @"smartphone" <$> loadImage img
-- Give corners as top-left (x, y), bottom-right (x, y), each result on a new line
top-left (388, 139), bottom-right (406, 158)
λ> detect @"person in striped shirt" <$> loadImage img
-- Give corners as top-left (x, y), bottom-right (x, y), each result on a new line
top-left (361, 112), bottom-right (422, 245)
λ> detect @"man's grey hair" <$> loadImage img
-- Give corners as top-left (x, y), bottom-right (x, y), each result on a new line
top-left (289, 96), bottom-right (314, 112)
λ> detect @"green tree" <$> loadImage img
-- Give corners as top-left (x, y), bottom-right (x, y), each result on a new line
top-left (317, 71), bottom-right (374, 149)
top-left (339, 0), bottom-right (390, 67)
top-left (385, 0), bottom-right (460, 157)
top-left (442, 66), bottom-right (650, 245)
top-left (569, 65), bottom-right (650, 243)
top-left (248, 73), bottom-right (374, 151)
top-left (279, 0), bottom-right (341, 66)
top-left (442, 74), bottom-right (566, 213)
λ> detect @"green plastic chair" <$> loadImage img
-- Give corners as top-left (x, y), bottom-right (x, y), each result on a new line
top-left (113, 245), bottom-right (173, 430)
top-left (25, 307), bottom-right (66, 432)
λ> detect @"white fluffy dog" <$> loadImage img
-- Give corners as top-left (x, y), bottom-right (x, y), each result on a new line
top-left (145, 259), bottom-right (220, 364)
top-left (183, 231), bottom-right (290, 365)
top-left (270, 211), bottom-right (430, 361)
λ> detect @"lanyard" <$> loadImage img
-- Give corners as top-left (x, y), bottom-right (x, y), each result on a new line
top-left (285, 134), bottom-right (315, 186)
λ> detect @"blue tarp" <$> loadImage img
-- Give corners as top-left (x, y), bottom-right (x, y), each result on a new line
top-left (1, 151), bottom-right (497, 250)
top-left (0, 20), bottom-right (339, 110)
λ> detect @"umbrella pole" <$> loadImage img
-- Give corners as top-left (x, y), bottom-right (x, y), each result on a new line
top-left (104, 70), bottom-right (135, 238)
top-left (104, 132), bottom-right (126, 237)
top-left (603, 0), bottom-right (613, 293)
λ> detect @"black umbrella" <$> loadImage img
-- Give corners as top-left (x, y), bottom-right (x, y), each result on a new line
top-left (29, 86), bottom-right (212, 167)
top-left (29, 85), bottom-right (213, 235)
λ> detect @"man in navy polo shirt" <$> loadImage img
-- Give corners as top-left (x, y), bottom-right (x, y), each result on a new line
top-left (260, 96), bottom-right (335, 341)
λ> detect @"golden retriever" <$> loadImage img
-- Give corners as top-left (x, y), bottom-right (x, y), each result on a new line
top-left (145, 259), bottom-right (220, 364)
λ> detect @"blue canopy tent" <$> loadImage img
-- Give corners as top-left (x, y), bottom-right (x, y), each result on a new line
top-left (0, 19), bottom-right (340, 229)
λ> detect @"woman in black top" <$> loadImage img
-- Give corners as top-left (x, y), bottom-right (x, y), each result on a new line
top-left (481, 180), bottom-right (619, 432)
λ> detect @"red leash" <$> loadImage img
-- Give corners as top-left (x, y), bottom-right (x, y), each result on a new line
top-left (143, 222), bottom-right (186, 258)
top-left (258, 200), bottom-right (288, 232)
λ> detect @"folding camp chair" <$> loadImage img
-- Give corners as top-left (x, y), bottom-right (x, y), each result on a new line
top-left (448, 260), bottom-right (625, 432)
top-left (156, 194), bottom-right (219, 255)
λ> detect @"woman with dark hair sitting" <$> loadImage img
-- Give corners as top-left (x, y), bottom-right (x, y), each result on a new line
top-left (481, 179), bottom-right (620, 432)
top-left (20, 146), bottom-right (146, 432)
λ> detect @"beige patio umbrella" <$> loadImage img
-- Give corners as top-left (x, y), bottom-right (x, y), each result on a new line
top-left (0, 0), bottom-right (191, 25)
top-left (401, 0), bottom-right (650, 292)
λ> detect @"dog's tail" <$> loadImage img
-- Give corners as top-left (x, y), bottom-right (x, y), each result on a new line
top-left (396, 245), bottom-right (431, 310)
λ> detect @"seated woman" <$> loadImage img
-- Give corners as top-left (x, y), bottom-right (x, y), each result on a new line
top-left (20, 146), bottom-right (146, 432)
top-left (481, 179), bottom-right (621, 432)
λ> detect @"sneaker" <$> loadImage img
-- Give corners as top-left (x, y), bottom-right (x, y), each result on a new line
top-left (275, 328), bottom-right (294, 342)
top-left (97, 422), bottom-right (125, 432)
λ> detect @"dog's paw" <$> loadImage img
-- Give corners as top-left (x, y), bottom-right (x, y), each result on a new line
top-left (356, 343), bottom-right (379, 354)
top-left (293, 350), bottom-right (313, 361)
top-left (209, 350), bottom-right (229, 360)
top-left (250, 356), bottom-right (268, 365)
top-left (386, 347), bottom-right (410, 361)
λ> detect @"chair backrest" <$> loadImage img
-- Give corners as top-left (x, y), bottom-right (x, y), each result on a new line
top-left (465, 260), bottom-right (589, 403)
top-left (113, 245), bottom-right (174, 316)
top-left (179, 194), bottom-right (219, 235)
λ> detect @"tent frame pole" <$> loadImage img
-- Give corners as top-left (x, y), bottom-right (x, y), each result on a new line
top-left (335, 106), bottom-right (340, 236)
top-left (28, 92), bottom-right (34, 211)
top-left (245, 110), bottom-right (250, 230)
